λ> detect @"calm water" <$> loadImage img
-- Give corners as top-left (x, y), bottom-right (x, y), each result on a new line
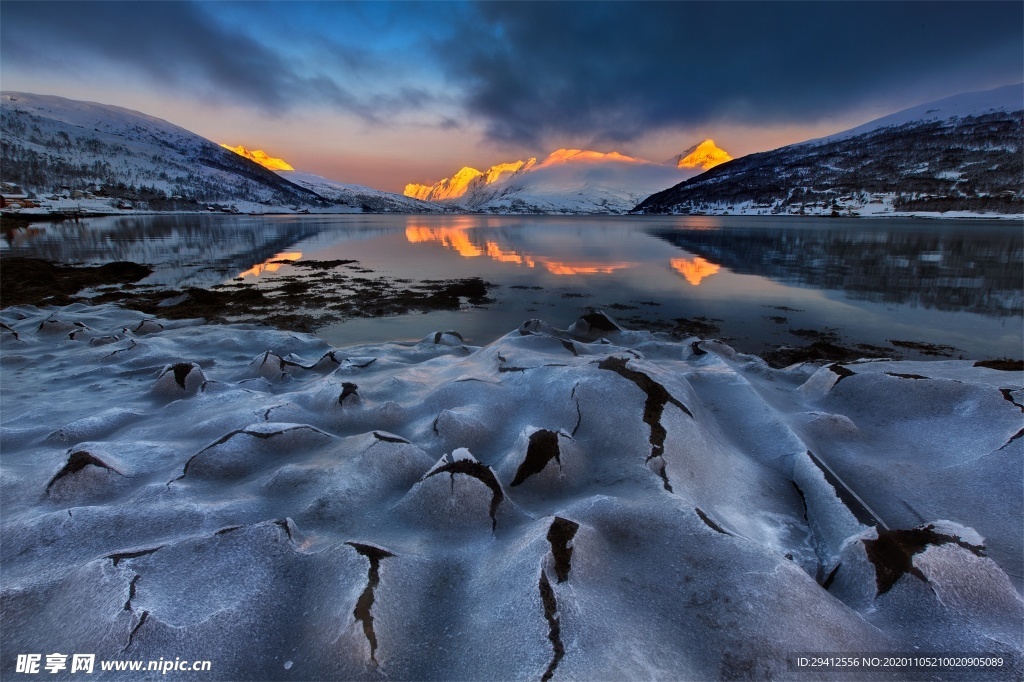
top-left (3, 213), bottom-right (1021, 359)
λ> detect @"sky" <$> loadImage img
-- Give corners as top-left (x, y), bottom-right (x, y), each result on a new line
top-left (1, 1), bottom-right (1021, 193)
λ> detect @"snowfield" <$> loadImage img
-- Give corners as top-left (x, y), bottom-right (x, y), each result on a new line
top-left (1, 304), bottom-right (1021, 680)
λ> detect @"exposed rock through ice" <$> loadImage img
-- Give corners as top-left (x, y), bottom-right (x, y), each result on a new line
top-left (45, 449), bottom-right (124, 494)
top-left (538, 571), bottom-right (565, 682)
top-left (805, 450), bottom-right (886, 530)
top-left (511, 429), bottom-right (562, 486)
top-left (695, 507), bottom-right (732, 536)
top-left (422, 457), bottom-right (505, 532)
top-left (345, 542), bottom-right (395, 665)
top-left (863, 524), bottom-right (986, 596)
top-left (124, 610), bottom-right (149, 652)
top-left (596, 356), bottom-right (692, 461)
top-left (1, 302), bottom-right (1021, 680)
top-left (827, 362), bottom-right (856, 385)
top-left (546, 517), bottom-right (579, 583)
top-left (106, 545), bottom-right (164, 567)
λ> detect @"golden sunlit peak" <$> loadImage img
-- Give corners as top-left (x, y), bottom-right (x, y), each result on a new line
top-left (537, 149), bottom-right (639, 169)
top-left (670, 140), bottom-right (732, 170)
top-left (404, 159), bottom-right (537, 202)
top-left (402, 167), bottom-right (483, 201)
top-left (483, 159), bottom-right (536, 185)
top-left (220, 144), bottom-right (294, 171)
top-left (404, 184), bottom-right (434, 201)
top-left (670, 257), bottom-right (721, 286)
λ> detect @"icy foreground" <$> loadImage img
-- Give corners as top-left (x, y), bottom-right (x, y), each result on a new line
top-left (1, 305), bottom-right (1021, 680)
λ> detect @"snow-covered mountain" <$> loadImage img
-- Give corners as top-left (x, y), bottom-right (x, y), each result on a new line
top-left (665, 139), bottom-right (733, 169)
top-left (0, 93), bottom-right (440, 214)
top-left (636, 84), bottom-right (1024, 217)
top-left (0, 92), bottom-right (324, 211)
top-left (404, 141), bottom-right (731, 214)
top-left (219, 144), bottom-right (295, 171)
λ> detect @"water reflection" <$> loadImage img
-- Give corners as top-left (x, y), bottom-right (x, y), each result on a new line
top-left (404, 221), bottom-right (635, 276)
top-left (670, 257), bottom-right (721, 286)
top-left (536, 259), bottom-right (634, 276)
top-left (238, 252), bottom-right (303, 279)
top-left (405, 225), bottom-right (484, 258)
top-left (2, 215), bottom-right (381, 288)
top-left (2, 214), bottom-right (1020, 358)
top-left (485, 241), bottom-right (534, 266)
top-left (651, 222), bottom-right (1023, 316)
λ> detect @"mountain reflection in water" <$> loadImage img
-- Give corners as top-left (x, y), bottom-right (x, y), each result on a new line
top-left (651, 224), bottom-right (1023, 317)
top-left (405, 222), bottom-right (635, 276)
top-left (670, 257), bottom-right (721, 286)
top-left (2, 214), bottom-right (1020, 358)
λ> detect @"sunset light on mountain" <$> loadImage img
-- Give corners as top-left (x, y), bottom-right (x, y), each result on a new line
top-left (670, 139), bottom-right (733, 170)
top-left (220, 144), bottom-right (294, 171)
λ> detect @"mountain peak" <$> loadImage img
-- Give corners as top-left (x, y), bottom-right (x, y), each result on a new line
top-left (404, 159), bottom-right (536, 202)
top-left (668, 139), bottom-right (732, 170)
top-left (538, 149), bottom-right (639, 168)
top-left (220, 144), bottom-right (294, 171)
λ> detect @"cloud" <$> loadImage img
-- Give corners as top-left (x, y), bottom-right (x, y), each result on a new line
top-left (434, 1), bottom-right (1024, 147)
top-left (0, 1), bottom-right (415, 118)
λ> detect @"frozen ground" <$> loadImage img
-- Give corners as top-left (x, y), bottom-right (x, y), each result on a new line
top-left (1, 304), bottom-right (1021, 680)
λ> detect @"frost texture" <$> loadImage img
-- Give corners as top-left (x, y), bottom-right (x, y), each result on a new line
top-left (1, 303), bottom-right (1022, 680)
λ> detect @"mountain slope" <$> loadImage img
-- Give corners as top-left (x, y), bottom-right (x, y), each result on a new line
top-left (284, 171), bottom-right (444, 213)
top-left (405, 141), bottom-right (730, 214)
top-left (636, 84), bottom-right (1024, 216)
top-left (1, 92), bottom-right (325, 210)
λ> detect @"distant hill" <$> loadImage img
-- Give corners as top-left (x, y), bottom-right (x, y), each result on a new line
top-left (635, 84), bottom-right (1024, 217)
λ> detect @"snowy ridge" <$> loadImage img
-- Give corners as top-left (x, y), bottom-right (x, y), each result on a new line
top-left (813, 83), bottom-right (1024, 144)
top-left (1, 303), bottom-right (1021, 679)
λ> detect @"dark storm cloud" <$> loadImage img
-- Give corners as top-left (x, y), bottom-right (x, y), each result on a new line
top-left (436, 1), bottom-right (1024, 147)
top-left (0, 1), bottom-right (416, 118)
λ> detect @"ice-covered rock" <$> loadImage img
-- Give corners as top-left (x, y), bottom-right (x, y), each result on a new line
top-left (152, 362), bottom-right (207, 398)
top-left (1, 302), bottom-right (1021, 680)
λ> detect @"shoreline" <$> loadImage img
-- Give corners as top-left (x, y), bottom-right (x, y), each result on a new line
top-left (1, 256), bottom-right (1020, 368)
top-left (3, 208), bottom-right (1023, 230)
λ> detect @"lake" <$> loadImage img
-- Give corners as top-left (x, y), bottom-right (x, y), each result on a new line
top-left (2, 213), bottom-right (1021, 360)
